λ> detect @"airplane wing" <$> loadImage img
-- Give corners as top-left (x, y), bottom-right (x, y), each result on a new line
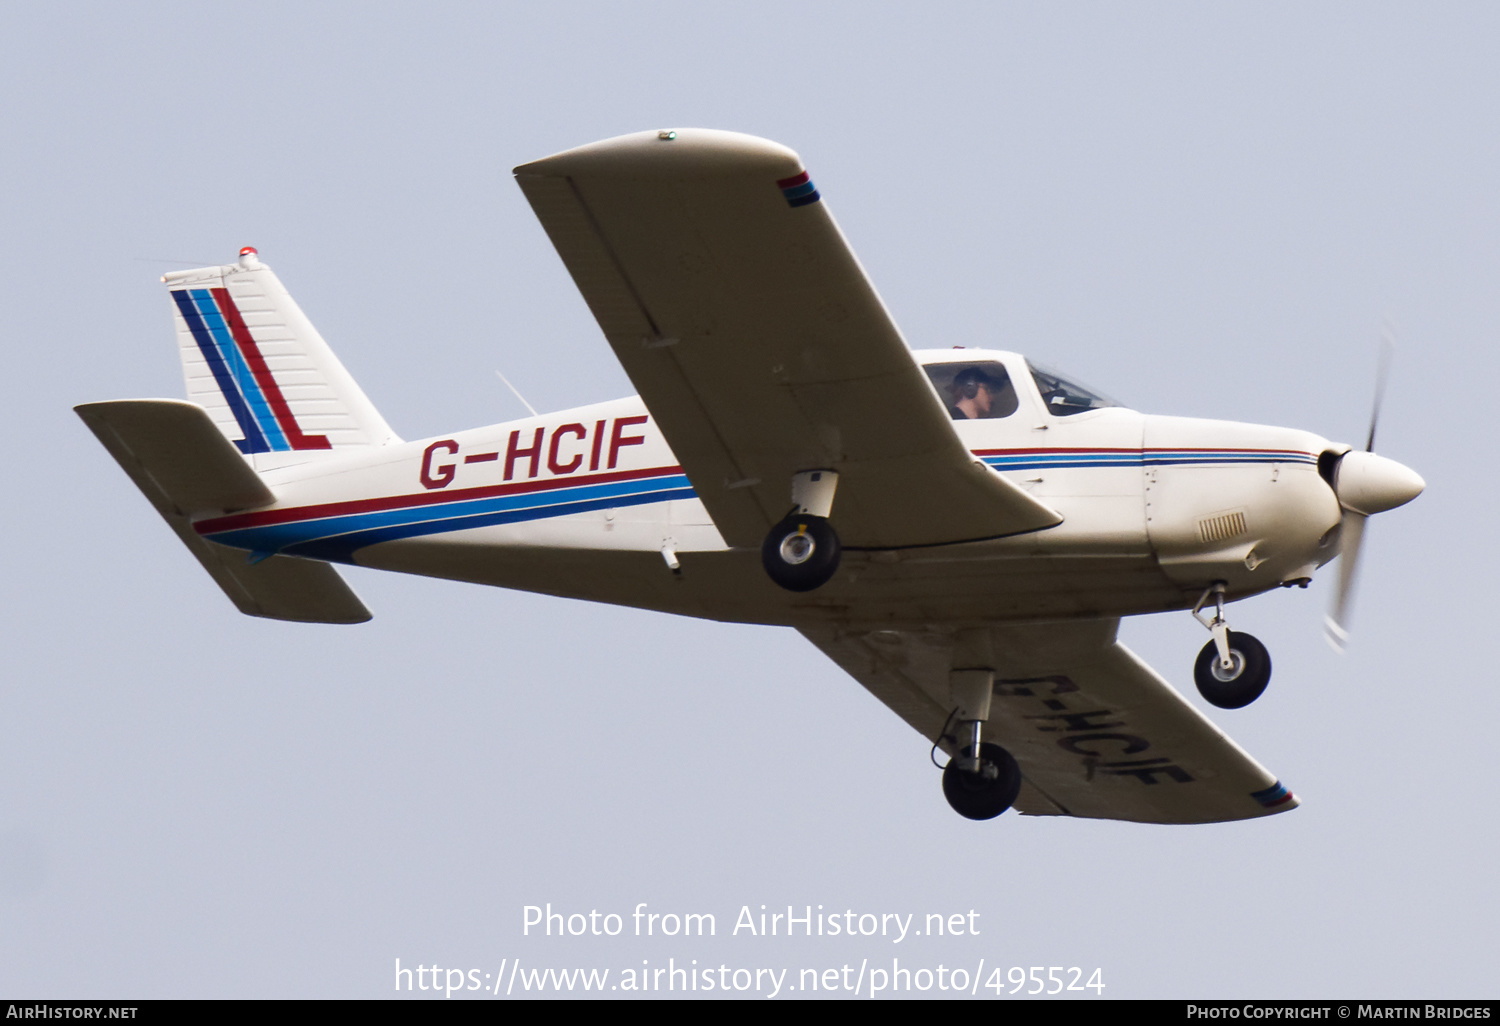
top-left (798, 619), bottom-right (1297, 824)
top-left (514, 129), bottom-right (1062, 550)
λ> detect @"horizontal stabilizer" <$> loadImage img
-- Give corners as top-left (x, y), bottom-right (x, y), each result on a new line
top-left (76, 399), bottom-right (371, 624)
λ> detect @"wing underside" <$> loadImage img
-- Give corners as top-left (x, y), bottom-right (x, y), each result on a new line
top-left (799, 619), bottom-right (1296, 824)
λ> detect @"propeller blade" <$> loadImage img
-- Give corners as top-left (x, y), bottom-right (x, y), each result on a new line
top-left (1364, 328), bottom-right (1394, 452)
top-left (1324, 509), bottom-right (1367, 651)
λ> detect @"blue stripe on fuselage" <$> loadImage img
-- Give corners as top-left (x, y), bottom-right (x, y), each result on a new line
top-left (981, 451), bottom-right (1315, 472)
top-left (202, 473), bottom-right (695, 564)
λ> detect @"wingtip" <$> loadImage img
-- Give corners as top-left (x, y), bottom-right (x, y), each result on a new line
top-left (1252, 779), bottom-right (1299, 813)
top-left (513, 128), bottom-right (802, 179)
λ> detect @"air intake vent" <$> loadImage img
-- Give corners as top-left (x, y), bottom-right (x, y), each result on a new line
top-left (1198, 510), bottom-right (1248, 544)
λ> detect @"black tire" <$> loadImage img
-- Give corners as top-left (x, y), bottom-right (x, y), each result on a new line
top-left (760, 515), bottom-right (841, 592)
top-left (1193, 631), bottom-right (1272, 709)
top-left (942, 742), bottom-right (1022, 820)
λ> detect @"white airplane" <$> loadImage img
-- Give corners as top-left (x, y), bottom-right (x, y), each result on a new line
top-left (77, 129), bottom-right (1424, 825)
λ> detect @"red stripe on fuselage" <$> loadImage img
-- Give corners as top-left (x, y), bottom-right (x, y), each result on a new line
top-left (1141, 447), bottom-right (1312, 455)
top-left (971, 447), bottom-right (1140, 456)
top-left (211, 288), bottom-right (332, 451)
top-left (193, 463), bottom-right (686, 535)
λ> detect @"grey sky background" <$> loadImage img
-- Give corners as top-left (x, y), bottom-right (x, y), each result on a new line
top-left (2, 2), bottom-right (1494, 998)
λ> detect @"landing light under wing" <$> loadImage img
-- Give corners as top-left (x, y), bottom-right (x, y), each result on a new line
top-left (800, 619), bottom-right (1296, 824)
top-left (514, 129), bottom-right (1061, 550)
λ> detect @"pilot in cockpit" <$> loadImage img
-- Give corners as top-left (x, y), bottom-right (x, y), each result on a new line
top-left (946, 365), bottom-right (1015, 420)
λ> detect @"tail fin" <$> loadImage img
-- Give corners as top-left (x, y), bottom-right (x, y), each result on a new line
top-left (162, 247), bottom-right (400, 462)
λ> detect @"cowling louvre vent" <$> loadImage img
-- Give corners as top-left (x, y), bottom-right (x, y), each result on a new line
top-left (1198, 510), bottom-right (1248, 544)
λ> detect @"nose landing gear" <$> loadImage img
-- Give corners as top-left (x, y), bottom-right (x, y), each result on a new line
top-left (1193, 631), bottom-right (1272, 709)
top-left (1190, 583), bottom-right (1272, 708)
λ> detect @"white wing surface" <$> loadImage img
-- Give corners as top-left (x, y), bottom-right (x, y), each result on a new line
top-left (514, 129), bottom-right (1061, 550)
top-left (799, 619), bottom-right (1297, 824)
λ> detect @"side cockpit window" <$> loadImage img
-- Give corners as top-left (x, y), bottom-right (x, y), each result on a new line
top-left (923, 361), bottom-right (1020, 420)
top-left (1027, 362), bottom-right (1119, 417)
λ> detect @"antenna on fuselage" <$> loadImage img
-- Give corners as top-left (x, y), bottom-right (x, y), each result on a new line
top-left (494, 369), bottom-right (539, 418)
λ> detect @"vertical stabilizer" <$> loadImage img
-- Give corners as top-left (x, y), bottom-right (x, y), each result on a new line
top-left (162, 248), bottom-right (400, 463)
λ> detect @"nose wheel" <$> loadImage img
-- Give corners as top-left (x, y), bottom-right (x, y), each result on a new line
top-left (1193, 631), bottom-right (1271, 709)
top-left (1190, 583), bottom-right (1272, 708)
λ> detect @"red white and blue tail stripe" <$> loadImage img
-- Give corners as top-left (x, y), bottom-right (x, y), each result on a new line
top-left (172, 287), bottom-right (331, 454)
top-left (165, 248), bottom-right (400, 457)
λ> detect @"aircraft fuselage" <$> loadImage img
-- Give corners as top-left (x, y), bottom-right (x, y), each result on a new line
top-left (193, 348), bottom-right (1343, 630)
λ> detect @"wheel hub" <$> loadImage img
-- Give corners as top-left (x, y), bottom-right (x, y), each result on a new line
top-left (779, 531), bottom-right (814, 565)
top-left (1209, 651), bottom-right (1245, 682)
top-left (760, 514), bottom-right (841, 592)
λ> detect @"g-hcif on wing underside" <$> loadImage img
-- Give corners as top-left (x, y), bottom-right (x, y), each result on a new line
top-left (513, 128), bottom-right (1062, 552)
top-left (800, 619), bottom-right (1296, 825)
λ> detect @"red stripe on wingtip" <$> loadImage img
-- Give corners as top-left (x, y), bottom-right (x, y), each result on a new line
top-left (776, 171), bottom-right (810, 189)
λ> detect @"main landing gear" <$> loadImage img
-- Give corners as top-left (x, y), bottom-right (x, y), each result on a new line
top-left (761, 470), bottom-right (842, 592)
top-left (761, 514), bottom-right (840, 592)
top-left (943, 742), bottom-right (1022, 821)
top-left (1191, 583), bottom-right (1273, 709)
top-left (938, 668), bottom-right (1021, 820)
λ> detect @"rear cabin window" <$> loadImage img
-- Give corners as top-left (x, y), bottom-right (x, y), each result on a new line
top-left (923, 361), bottom-right (1020, 420)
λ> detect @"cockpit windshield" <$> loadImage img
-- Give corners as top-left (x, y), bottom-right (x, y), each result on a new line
top-left (1027, 362), bottom-right (1119, 417)
top-left (922, 361), bottom-right (1020, 420)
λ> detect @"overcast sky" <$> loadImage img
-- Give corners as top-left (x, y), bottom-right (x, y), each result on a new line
top-left (2, 2), bottom-right (1494, 999)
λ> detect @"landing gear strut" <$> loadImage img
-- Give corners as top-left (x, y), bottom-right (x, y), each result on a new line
top-left (939, 666), bottom-right (1021, 820)
top-left (1190, 583), bottom-right (1272, 708)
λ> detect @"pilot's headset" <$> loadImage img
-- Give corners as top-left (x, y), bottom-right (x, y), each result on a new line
top-left (953, 367), bottom-right (988, 400)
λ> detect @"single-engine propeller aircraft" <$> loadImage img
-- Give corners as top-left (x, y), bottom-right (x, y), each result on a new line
top-left (78, 129), bottom-right (1424, 824)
